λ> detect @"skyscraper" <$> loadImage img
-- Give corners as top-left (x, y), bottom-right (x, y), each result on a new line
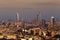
top-left (42, 19), bottom-right (46, 27)
top-left (36, 11), bottom-right (41, 22)
top-left (51, 16), bottom-right (55, 27)
top-left (16, 12), bottom-right (19, 21)
top-left (36, 14), bottom-right (39, 22)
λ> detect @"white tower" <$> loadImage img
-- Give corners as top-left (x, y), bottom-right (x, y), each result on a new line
top-left (16, 12), bottom-right (19, 21)
top-left (51, 16), bottom-right (55, 27)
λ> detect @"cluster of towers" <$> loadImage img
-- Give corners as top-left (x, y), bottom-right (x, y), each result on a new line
top-left (16, 12), bottom-right (55, 27)
top-left (42, 16), bottom-right (55, 27)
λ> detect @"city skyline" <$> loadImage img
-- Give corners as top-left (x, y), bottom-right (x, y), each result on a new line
top-left (0, 0), bottom-right (60, 40)
top-left (0, 0), bottom-right (60, 21)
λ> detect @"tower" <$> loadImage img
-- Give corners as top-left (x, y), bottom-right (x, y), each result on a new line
top-left (36, 11), bottom-right (41, 22)
top-left (16, 12), bottom-right (19, 21)
top-left (42, 19), bottom-right (46, 26)
top-left (51, 16), bottom-right (55, 27)
top-left (36, 14), bottom-right (39, 22)
top-left (36, 12), bottom-right (40, 26)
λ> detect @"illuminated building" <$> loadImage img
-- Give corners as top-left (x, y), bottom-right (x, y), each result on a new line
top-left (51, 16), bottom-right (55, 27)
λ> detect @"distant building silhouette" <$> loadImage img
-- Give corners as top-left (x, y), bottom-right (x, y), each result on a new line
top-left (16, 12), bottom-right (19, 21)
top-left (51, 16), bottom-right (55, 27)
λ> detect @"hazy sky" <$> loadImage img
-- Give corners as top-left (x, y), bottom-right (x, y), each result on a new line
top-left (0, 0), bottom-right (60, 21)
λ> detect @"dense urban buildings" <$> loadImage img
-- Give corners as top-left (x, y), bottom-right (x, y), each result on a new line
top-left (0, 13), bottom-right (60, 40)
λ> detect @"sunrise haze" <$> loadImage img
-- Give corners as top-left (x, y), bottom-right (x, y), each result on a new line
top-left (0, 0), bottom-right (60, 21)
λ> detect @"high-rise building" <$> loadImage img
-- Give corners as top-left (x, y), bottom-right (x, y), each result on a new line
top-left (51, 16), bottom-right (55, 27)
top-left (42, 19), bottom-right (46, 26)
top-left (16, 12), bottom-right (19, 21)
top-left (36, 11), bottom-right (41, 22)
top-left (36, 14), bottom-right (39, 22)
